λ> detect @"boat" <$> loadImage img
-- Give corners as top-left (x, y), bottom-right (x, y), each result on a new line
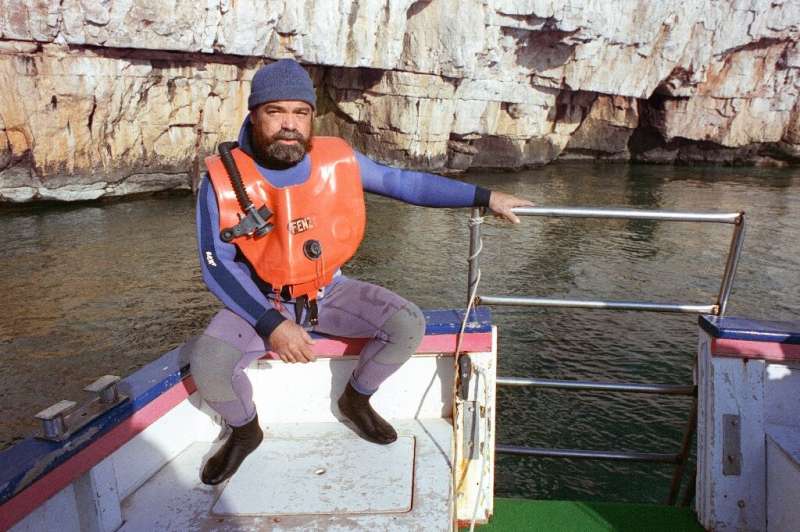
top-left (1, 206), bottom-right (797, 531)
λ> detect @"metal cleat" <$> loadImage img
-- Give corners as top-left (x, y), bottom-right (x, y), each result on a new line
top-left (35, 400), bottom-right (77, 440)
top-left (34, 375), bottom-right (128, 442)
top-left (84, 375), bottom-right (121, 404)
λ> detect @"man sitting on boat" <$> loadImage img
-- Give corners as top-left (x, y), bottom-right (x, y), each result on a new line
top-left (191, 58), bottom-right (531, 486)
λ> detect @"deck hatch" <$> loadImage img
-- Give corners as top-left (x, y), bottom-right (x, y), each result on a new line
top-left (211, 436), bottom-right (415, 516)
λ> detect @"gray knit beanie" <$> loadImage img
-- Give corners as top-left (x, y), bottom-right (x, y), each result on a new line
top-left (248, 59), bottom-right (316, 110)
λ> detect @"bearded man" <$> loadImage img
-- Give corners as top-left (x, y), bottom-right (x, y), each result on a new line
top-left (191, 59), bottom-right (531, 485)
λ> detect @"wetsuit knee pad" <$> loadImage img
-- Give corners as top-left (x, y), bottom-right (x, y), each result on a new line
top-left (372, 303), bottom-right (426, 365)
top-left (185, 335), bottom-right (244, 403)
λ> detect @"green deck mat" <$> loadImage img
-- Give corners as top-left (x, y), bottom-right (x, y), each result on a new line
top-left (462, 498), bottom-right (705, 532)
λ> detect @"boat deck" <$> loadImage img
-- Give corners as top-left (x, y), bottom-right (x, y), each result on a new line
top-left (120, 419), bottom-right (453, 531)
top-left (119, 416), bottom-right (705, 532)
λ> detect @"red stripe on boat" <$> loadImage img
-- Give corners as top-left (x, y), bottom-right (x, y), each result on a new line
top-left (0, 378), bottom-right (197, 531)
top-left (268, 332), bottom-right (494, 359)
top-left (711, 338), bottom-right (800, 361)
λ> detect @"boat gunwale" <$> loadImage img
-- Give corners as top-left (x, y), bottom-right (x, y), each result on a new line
top-left (699, 315), bottom-right (800, 345)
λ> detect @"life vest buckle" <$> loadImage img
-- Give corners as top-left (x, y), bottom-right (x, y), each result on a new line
top-left (220, 204), bottom-right (273, 243)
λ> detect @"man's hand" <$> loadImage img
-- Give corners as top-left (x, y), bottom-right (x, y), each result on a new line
top-left (268, 320), bottom-right (317, 363)
top-left (488, 191), bottom-right (535, 224)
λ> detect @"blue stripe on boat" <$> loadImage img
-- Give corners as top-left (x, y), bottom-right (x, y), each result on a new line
top-left (699, 315), bottom-right (800, 344)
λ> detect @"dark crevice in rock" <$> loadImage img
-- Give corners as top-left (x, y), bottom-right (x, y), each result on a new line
top-left (630, 96), bottom-right (799, 166)
top-left (560, 147), bottom-right (629, 159)
top-left (166, 78), bottom-right (176, 99)
top-left (628, 92), bottom-right (799, 167)
top-left (717, 37), bottom-right (792, 59)
top-left (550, 90), bottom-right (595, 132)
top-left (381, 2), bottom-right (392, 28)
top-left (61, 42), bottom-right (264, 68)
top-left (502, 26), bottom-right (577, 75)
top-left (628, 124), bottom-right (666, 159)
top-left (777, 45), bottom-right (800, 71)
top-left (15, 54), bottom-right (39, 76)
top-left (629, 93), bottom-right (665, 154)
top-left (497, 13), bottom-right (551, 25)
top-left (345, 0), bottom-right (361, 63)
top-left (326, 61), bottom-right (461, 84)
top-left (656, 65), bottom-right (697, 95)
top-left (318, 70), bottom-right (362, 124)
top-left (407, 0), bottom-right (434, 19)
top-left (87, 95), bottom-right (97, 133)
top-left (470, 135), bottom-right (563, 170)
top-left (446, 135), bottom-right (478, 173)
top-left (335, 66), bottom-right (387, 93)
top-left (191, 107), bottom-right (205, 193)
top-left (347, 0), bottom-right (361, 29)
top-left (761, 142), bottom-right (800, 163)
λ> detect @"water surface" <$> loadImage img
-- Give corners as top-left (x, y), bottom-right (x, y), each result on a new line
top-left (1, 162), bottom-right (798, 504)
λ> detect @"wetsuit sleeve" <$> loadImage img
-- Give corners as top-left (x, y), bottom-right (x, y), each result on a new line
top-left (355, 152), bottom-right (491, 207)
top-left (196, 175), bottom-right (286, 338)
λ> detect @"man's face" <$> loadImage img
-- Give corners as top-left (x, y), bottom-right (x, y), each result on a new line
top-left (250, 100), bottom-right (313, 166)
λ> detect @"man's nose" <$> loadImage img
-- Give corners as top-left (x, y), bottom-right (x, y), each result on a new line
top-left (281, 114), bottom-right (298, 130)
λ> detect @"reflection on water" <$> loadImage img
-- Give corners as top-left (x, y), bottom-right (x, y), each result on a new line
top-left (1, 162), bottom-right (798, 504)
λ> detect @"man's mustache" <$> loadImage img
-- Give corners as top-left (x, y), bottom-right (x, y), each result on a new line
top-left (272, 129), bottom-right (306, 141)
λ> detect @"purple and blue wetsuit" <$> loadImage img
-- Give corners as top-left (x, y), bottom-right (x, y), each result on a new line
top-left (189, 117), bottom-right (490, 427)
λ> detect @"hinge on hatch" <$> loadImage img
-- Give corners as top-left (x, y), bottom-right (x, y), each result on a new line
top-left (458, 354), bottom-right (479, 460)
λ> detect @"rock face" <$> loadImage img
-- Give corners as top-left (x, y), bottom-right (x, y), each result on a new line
top-left (1, 0), bottom-right (799, 201)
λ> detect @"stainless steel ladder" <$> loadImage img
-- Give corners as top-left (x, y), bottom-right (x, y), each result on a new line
top-left (466, 206), bottom-right (746, 505)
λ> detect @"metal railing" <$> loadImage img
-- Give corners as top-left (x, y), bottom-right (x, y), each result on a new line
top-left (469, 207), bottom-right (746, 317)
top-left (467, 205), bottom-right (746, 506)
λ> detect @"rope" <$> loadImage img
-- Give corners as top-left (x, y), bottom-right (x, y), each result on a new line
top-left (454, 211), bottom-right (489, 532)
top-left (455, 211), bottom-right (484, 357)
top-left (469, 366), bottom-right (492, 532)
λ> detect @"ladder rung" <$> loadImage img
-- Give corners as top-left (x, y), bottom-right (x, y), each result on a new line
top-left (497, 377), bottom-right (696, 395)
top-left (496, 445), bottom-right (680, 464)
top-left (478, 295), bottom-right (716, 314)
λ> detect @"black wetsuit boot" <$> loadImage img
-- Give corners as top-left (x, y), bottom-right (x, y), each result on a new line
top-left (201, 414), bottom-right (263, 485)
top-left (337, 382), bottom-right (398, 444)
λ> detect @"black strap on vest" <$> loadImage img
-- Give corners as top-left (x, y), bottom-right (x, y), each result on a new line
top-left (293, 295), bottom-right (319, 327)
top-left (217, 141), bottom-right (274, 243)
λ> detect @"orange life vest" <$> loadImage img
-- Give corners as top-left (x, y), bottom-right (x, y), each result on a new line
top-left (206, 137), bottom-right (366, 300)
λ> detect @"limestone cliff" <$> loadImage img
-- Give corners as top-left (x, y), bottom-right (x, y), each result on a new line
top-left (1, 0), bottom-right (798, 202)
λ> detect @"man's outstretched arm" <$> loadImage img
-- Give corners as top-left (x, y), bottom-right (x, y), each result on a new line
top-left (355, 152), bottom-right (532, 223)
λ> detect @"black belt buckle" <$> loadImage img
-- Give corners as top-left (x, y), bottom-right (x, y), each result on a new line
top-left (293, 296), bottom-right (319, 328)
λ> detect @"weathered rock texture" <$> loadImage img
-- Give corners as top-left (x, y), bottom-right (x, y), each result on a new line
top-left (1, 0), bottom-right (799, 201)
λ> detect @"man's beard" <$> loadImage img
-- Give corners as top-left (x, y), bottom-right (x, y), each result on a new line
top-left (253, 129), bottom-right (312, 168)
